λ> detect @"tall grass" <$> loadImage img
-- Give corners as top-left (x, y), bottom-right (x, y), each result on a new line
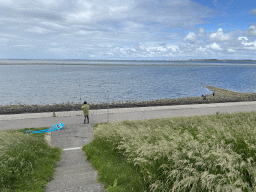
top-left (83, 111), bottom-right (256, 191)
top-left (0, 128), bottom-right (62, 192)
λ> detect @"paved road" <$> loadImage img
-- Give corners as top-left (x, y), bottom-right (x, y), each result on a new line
top-left (1, 101), bottom-right (256, 131)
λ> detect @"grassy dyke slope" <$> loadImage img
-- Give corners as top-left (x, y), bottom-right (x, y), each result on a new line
top-left (0, 128), bottom-right (62, 192)
top-left (83, 110), bottom-right (256, 191)
top-left (1, 86), bottom-right (256, 115)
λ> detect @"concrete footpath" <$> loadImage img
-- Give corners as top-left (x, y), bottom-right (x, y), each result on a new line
top-left (0, 101), bottom-right (256, 192)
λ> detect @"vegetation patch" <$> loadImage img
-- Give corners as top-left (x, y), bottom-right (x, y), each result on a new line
top-left (83, 111), bottom-right (256, 191)
top-left (0, 127), bottom-right (62, 192)
top-left (1, 86), bottom-right (256, 115)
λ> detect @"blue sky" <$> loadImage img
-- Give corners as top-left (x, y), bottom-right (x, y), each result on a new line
top-left (1, 0), bottom-right (256, 60)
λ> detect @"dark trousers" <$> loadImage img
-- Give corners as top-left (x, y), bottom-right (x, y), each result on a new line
top-left (84, 115), bottom-right (89, 124)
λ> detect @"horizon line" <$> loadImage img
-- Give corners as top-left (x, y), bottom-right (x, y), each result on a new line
top-left (0, 59), bottom-right (255, 61)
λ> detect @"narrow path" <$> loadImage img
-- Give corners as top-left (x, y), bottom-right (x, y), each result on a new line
top-left (44, 124), bottom-right (105, 192)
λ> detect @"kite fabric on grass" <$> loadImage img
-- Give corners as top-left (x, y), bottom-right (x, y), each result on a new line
top-left (24, 123), bottom-right (64, 134)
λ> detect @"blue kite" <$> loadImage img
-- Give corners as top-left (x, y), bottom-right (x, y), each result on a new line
top-left (24, 123), bottom-right (64, 134)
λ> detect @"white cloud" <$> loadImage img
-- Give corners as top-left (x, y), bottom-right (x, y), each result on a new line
top-left (184, 33), bottom-right (197, 41)
top-left (246, 25), bottom-right (256, 36)
top-left (0, 0), bottom-right (14, 6)
top-left (238, 37), bottom-right (248, 41)
top-left (237, 36), bottom-right (256, 50)
top-left (166, 45), bottom-right (179, 52)
top-left (123, 21), bottom-right (144, 31)
top-left (13, 44), bottom-right (34, 47)
top-left (1, 0), bottom-right (215, 37)
top-left (183, 27), bottom-right (205, 43)
top-left (0, 38), bottom-right (9, 42)
top-left (227, 49), bottom-right (235, 52)
top-left (197, 46), bottom-right (206, 52)
top-left (75, 30), bottom-right (88, 35)
top-left (49, 42), bottom-right (59, 46)
top-left (36, 0), bottom-right (62, 6)
top-left (179, 42), bottom-right (198, 53)
top-left (183, 28), bottom-right (205, 43)
top-left (250, 9), bottom-right (256, 15)
top-left (40, 21), bottom-right (69, 29)
top-left (74, 30), bottom-right (98, 36)
top-left (206, 42), bottom-right (222, 51)
top-left (1, 33), bottom-right (20, 38)
top-left (113, 42), bottom-right (181, 58)
top-left (1, 0), bottom-right (256, 59)
top-left (109, 5), bottom-right (130, 12)
top-left (67, 1), bottom-right (94, 22)
top-left (68, 12), bottom-right (92, 22)
top-left (147, 46), bottom-right (167, 53)
top-left (209, 28), bottom-right (230, 42)
top-left (197, 27), bottom-right (205, 38)
top-left (26, 27), bottom-right (50, 33)
top-left (48, 47), bottom-right (67, 52)
top-left (241, 41), bottom-right (256, 50)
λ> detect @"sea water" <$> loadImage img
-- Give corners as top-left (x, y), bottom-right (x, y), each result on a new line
top-left (0, 60), bottom-right (255, 106)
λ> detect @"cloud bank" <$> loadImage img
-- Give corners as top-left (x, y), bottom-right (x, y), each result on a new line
top-left (0, 0), bottom-right (256, 59)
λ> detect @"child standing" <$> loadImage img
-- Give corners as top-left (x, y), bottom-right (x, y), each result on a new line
top-left (81, 101), bottom-right (89, 124)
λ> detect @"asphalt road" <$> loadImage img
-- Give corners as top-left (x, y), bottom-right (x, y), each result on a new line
top-left (1, 101), bottom-right (256, 131)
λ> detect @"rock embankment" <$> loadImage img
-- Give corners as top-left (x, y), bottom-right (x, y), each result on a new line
top-left (1, 86), bottom-right (256, 115)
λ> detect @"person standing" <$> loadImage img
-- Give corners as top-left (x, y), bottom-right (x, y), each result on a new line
top-left (81, 101), bottom-right (89, 124)
top-left (203, 94), bottom-right (206, 100)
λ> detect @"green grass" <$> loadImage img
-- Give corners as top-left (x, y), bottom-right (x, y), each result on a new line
top-left (83, 110), bottom-right (256, 191)
top-left (82, 138), bottom-right (150, 192)
top-left (0, 127), bottom-right (62, 192)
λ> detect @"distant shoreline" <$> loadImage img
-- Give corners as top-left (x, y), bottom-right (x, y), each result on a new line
top-left (0, 59), bottom-right (255, 64)
top-left (0, 59), bottom-right (255, 66)
top-left (188, 59), bottom-right (255, 61)
top-left (0, 59), bottom-right (255, 61)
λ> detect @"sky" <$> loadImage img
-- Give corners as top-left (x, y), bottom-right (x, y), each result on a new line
top-left (1, 0), bottom-right (256, 60)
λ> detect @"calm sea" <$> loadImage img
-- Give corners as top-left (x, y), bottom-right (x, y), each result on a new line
top-left (0, 60), bottom-right (255, 106)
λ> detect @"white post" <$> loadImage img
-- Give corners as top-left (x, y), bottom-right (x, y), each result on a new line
top-left (79, 83), bottom-right (81, 100)
top-left (107, 91), bottom-right (109, 123)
